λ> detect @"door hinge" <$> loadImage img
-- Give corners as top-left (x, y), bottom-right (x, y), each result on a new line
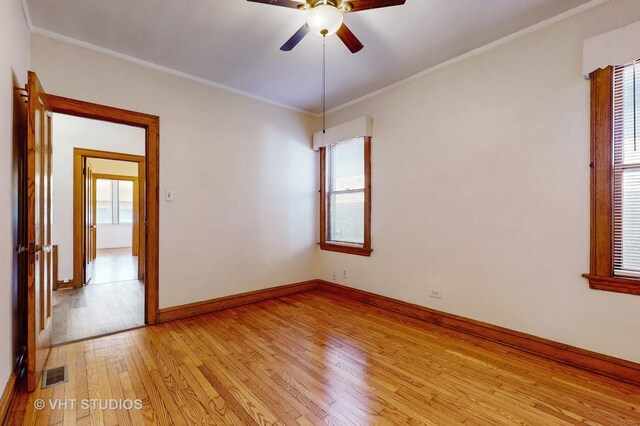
top-left (16, 244), bottom-right (27, 255)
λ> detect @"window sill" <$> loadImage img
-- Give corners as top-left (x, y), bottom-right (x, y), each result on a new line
top-left (582, 274), bottom-right (640, 295)
top-left (320, 243), bottom-right (372, 257)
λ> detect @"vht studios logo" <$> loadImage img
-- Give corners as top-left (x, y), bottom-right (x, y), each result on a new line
top-left (34, 399), bottom-right (143, 410)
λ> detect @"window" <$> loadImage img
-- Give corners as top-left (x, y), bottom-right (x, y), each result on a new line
top-left (118, 180), bottom-right (134, 224)
top-left (96, 179), bottom-right (113, 224)
top-left (584, 60), bottom-right (640, 295)
top-left (96, 178), bottom-right (134, 225)
top-left (319, 137), bottom-right (372, 256)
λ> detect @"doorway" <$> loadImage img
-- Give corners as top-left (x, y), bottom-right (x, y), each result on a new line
top-left (51, 120), bottom-right (148, 345)
top-left (18, 74), bottom-right (159, 391)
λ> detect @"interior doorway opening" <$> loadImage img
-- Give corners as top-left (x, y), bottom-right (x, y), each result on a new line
top-left (18, 76), bottom-right (159, 391)
top-left (51, 114), bottom-right (147, 345)
top-left (92, 169), bottom-right (140, 285)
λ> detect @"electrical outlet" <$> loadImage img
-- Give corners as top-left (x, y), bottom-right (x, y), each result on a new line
top-left (332, 272), bottom-right (336, 280)
top-left (429, 289), bottom-right (443, 299)
top-left (342, 270), bottom-right (347, 279)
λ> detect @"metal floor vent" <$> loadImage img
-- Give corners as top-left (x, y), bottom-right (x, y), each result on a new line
top-left (42, 365), bottom-right (68, 389)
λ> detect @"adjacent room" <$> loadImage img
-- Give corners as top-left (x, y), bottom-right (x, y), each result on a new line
top-left (2, 0), bottom-right (640, 424)
top-left (50, 114), bottom-right (146, 345)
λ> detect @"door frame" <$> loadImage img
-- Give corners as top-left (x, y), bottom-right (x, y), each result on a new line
top-left (73, 152), bottom-right (145, 286)
top-left (91, 172), bottom-right (141, 258)
top-left (48, 94), bottom-right (160, 325)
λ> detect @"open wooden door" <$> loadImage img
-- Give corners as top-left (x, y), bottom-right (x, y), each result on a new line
top-left (25, 71), bottom-right (53, 391)
top-left (84, 160), bottom-right (95, 283)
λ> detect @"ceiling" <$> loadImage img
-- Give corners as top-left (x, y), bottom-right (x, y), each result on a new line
top-left (26, 0), bottom-right (592, 114)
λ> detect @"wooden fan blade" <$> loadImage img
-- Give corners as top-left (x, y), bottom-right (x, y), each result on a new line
top-left (281, 24), bottom-right (310, 51)
top-left (246, 0), bottom-right (304, 9)
top-left (347, 0), bottom-right (405, 12)
top-left (336, 24), bottom-right (364, 53)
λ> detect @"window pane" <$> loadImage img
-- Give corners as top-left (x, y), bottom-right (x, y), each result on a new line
top-left (330, 138), bottom-right (364, 191)
top-left (96, 179), bottom-right (112, 224)
top-left (118, 180), bottom-right (134, 224)
top-left (614, 61), bottom-right (640, 276)
top-left (329, 191), bottom-right (364, 244)
top-left (621, 65), bottom-right (640, 165)
top-left (615, 169), bottom-right (640, 275)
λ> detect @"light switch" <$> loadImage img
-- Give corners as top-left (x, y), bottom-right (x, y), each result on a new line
top-left (165, 189), bottom-right (174, 202)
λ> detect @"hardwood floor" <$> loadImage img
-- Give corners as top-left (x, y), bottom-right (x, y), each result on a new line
top-left (52, 280), bottom-right (144, 345)
top-left (10, 291), bottom-right (640, 425)
top-left (52, 248), bottom-right (143, 345)
top-left (91, 248), bottom-right (138, 285)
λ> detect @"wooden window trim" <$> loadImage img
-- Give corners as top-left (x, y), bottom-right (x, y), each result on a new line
top-left (319, 137), bottom-right (372, 257)
top-left (584, 66), bottom-right (640, 295)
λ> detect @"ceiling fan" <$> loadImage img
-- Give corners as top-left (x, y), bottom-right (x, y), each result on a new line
top-left (247, 0), bottom-right (406, 53)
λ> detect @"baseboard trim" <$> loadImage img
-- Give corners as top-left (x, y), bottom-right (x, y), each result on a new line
top-left (56, 281), bottom-right (74, 290)
top-left (157, 280), bottom-right (319, 323)
top-left (317, 280), bottom-right (640, 388)
top-left (0, 372), bottom-right (18, 425)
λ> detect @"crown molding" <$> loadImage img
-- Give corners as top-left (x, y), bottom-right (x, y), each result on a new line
top-left (30, 27), bottom-right (319, 117)
top-left (19, 0), bottom-right (32, 31)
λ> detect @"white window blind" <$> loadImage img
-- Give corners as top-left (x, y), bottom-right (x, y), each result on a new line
top-left (118, 180), bottom-right (134, 224)
top-left (96, 179), bottom-right (113, 224)
top-left (613, 59), bottom-right (640, 277)
top-left (326, 137), bottom-right (365, 245)
top-left (97, 178), bottom-right (133, 225)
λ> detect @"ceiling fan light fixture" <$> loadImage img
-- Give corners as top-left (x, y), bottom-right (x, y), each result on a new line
top-left (307, 5), bottom-right (344, 36)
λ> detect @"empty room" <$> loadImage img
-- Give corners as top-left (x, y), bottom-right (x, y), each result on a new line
top-left (1, 0), bottom-right (640, 425)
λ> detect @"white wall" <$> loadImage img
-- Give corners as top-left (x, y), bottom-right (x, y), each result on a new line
top-left (90, 158), bottom-right (138, 176)
top-left (91, 158), bottom-right (138, 250)
top-left (96, 224), bottom-right (132, 250)
top-left (0, 0), bottom-right (30, 394)
top-left (318, 0), bottom-right (640, 363)
top-left (51, 114), bottom-right (145, 279)
top-left (32, 34), bottom-right (319, 308)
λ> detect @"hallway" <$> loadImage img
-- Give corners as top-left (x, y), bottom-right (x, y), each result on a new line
top-left (90, 248), bottom-right (138, 285)
top-left (52, 249), bottom-right (144, 345)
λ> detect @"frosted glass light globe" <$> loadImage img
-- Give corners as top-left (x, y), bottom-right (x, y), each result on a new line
top-left (307, 5), bottom-right (344, 36)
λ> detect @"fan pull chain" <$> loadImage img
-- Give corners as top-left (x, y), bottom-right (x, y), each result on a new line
top-left (322, 34), bottom-right (326, 134)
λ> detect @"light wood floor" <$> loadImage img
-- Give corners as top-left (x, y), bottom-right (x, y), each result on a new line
top-left (52, 280), bottom-right (144, 345)
top-left (52, 248), bottom-right (144, 345)
top-left (91, 248), bottom-right (138, 285)
top-left (10, 291), bottom-right (640, 425)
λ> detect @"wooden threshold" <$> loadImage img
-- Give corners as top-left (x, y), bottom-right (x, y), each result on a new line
top-left (317, 280), bottom-right (640, 388)
top-left (157, 280), bottom-right (319, 322)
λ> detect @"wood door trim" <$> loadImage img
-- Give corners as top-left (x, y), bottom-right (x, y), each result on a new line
top-left (73, 150), bottom-right (145, 288)
top-left (50, 94), bottom-right (159, 326)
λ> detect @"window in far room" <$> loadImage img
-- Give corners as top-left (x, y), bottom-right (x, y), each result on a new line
top-left (319, 136), bottom-right (372, 256)
top-left (96, 178), bottom-right (134, 225)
